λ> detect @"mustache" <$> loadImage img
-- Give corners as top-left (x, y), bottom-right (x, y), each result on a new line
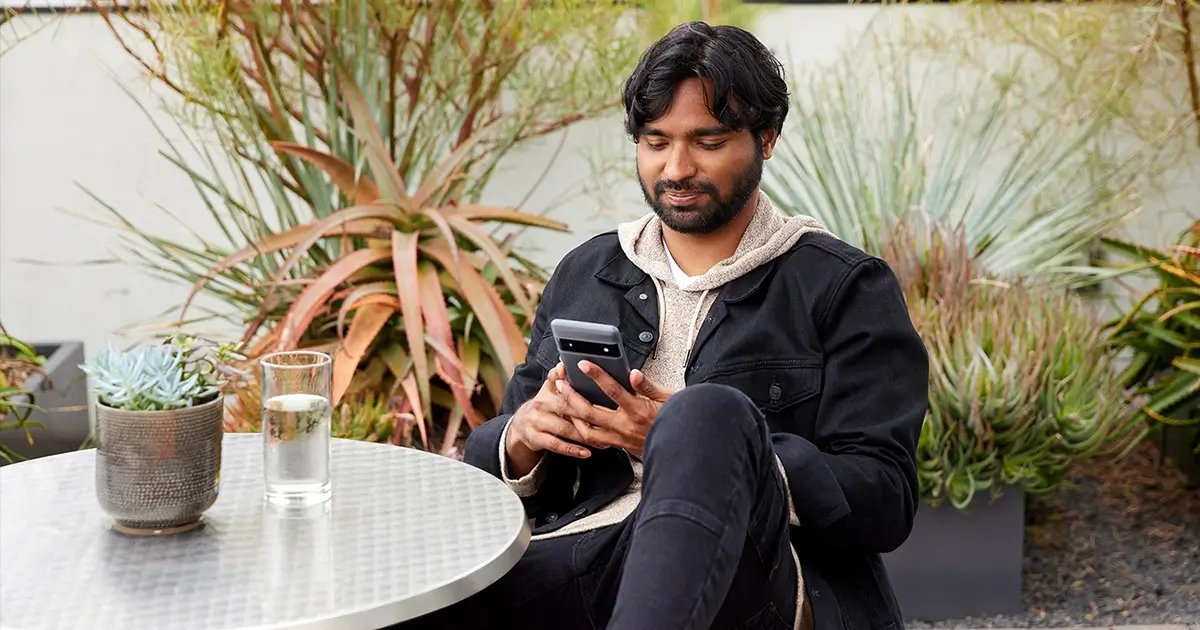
top-left (654, 179), bottom-right (718, 197)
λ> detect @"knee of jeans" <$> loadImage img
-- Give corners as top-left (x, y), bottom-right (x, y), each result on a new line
top-left (649, 383), bottom-right (764, 447)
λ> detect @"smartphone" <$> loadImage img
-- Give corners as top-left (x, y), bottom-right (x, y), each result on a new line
top-left (549, 319), bottom-right (634, 410)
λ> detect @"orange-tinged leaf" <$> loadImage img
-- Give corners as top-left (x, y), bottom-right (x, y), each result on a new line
top-left (458, 338), bottom-right (486, 428)
top-left (419, 206), bottom-right (460, 276)
top-left (182, 218), bottom-right (391, 316)
top-left (332, 302), bottom-right (394, 404)
top-left (336, 282), bottom-right (399, 336)
top-left (419, 265), bottom-right (480, 426)
top-left (400, 373), bottom-right (428, 449)
top-left (421, 241), bottom-right (525, 377)
top-left (338, 67), bottom-right (408, 202)
top-left (279, 246), bottom-right (391, 349)
top-left (379, 343), bottom-right (412, 382)
top-left (477, 358), bottom-right (507, 412)
top-left (337, 294), bottom-right (401, 338)
top-left (274, 204), bottom-right (403, 285)
top-left (393, 231), bottom-right (432, 423)
top-left (446, 213), bottom-right (534, 320)
top-left (418, 264), bottom-right (458, 368)
top-left (450, 204), bottom-right (569, 231)
top-left (270, 141), bottom-right (381, 204)
top-left (440, 406), bottom-right (465, 455)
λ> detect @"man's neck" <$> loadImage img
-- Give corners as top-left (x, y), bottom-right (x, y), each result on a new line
top-left (662, 190), bottom-right (759, 277)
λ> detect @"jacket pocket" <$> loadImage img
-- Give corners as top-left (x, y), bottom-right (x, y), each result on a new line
top-left (533, 332), bottom-right (560, 371)
top-left (704, 360), bottom-right (823, 413)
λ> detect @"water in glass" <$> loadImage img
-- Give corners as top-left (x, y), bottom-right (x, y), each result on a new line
top-left (263, 393), bottom-right (332, 506)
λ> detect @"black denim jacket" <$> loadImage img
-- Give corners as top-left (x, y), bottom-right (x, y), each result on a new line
top-left (463, 230), bottom-right (930, 630)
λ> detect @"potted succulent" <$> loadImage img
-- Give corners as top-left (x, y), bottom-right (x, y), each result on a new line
top-left (874, 222), bottom-right (1138, 621)
top-left (80, 334), bottom-right (246, 535)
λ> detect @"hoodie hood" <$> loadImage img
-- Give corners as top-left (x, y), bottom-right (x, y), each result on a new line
top-left (617, 192), bottom-right (831, 293)
top-left (613, 193), bottom-right (833, 396)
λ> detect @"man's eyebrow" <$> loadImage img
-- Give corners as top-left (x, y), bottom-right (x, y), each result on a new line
top-left (637, 126), bottom-right (731, 138)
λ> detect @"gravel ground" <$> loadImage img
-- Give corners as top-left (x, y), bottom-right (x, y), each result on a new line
top-left (907, 440), bottom-right (1200, 628)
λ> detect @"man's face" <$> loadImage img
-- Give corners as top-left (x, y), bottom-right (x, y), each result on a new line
top-left (636, 77), bottom-right (776, 235)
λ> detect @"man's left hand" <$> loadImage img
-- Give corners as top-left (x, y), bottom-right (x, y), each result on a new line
top-left (555, 361), bottom-right (674, 458)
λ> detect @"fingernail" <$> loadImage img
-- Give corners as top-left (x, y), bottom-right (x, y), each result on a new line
top-left (577, 448), bottom-right (590, 458)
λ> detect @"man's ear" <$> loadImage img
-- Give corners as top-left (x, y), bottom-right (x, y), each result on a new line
top-left (760, 128), bottom-right (779, 159)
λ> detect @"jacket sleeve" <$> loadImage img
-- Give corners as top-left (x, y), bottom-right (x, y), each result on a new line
top-left (771, 256), bottom-right (928, 553)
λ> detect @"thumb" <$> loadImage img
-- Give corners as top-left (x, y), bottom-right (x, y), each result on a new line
top-left (631, 369), bottom-right (671, 402)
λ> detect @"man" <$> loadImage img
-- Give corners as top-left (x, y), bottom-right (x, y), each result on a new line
top-left (402, 21), bottom-right (929, 630)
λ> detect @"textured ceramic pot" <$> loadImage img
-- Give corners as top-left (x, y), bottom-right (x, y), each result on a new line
top-left (94, 396), bottom-right (224, 535)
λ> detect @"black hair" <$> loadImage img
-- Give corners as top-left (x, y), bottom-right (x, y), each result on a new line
top-left (622, 22), bottom-right (789, 141)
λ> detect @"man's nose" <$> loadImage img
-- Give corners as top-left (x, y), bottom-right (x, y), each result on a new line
top-left (662, 146), bottom-right (698, 183)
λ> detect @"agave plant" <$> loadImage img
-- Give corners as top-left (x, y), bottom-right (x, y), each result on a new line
top-left (882, 221), bottom-right (1140, 509)
top-left (89, 0), bottom-right (748, 453)
top-left (0, 323), bottom-right (47, 463)
top-left (80, 334), bottom-right (247, 412)
top-left (764, 36), bottom-right (1144, 289)
top-left (1104, 220), bottom-right (1200, 444)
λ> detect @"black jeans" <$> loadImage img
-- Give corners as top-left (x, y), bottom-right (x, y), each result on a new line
top-left (396, 383), bottom-right (798, 630)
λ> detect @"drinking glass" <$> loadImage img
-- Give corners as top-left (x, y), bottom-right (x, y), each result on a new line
top-left (260, 351), bottom-right (333, 506)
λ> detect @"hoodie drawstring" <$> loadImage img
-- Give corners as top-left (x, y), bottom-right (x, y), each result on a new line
top-left (648, 275), bottom-right (710, 371)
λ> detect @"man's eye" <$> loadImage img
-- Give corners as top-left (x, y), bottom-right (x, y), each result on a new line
top-left (698, 142), bottom-right (726, 151)
top-left (646, 143), bottom-right (668, 151)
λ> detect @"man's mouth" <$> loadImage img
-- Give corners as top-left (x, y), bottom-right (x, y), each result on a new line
top-left (662, 190), bottom-right (704, 206)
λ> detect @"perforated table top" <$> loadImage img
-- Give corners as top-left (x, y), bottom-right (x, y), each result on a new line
top-left (0, 433), bottom-right (530, 630)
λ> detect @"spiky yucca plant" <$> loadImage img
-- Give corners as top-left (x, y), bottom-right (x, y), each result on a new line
top-left (882, 221), bottom-right (1139, 509)
top-left (764, 38), bottom-right (1143, 289)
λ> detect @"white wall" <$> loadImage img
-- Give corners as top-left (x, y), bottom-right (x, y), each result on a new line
top-left (0, 4), bottom-right (1192, 361)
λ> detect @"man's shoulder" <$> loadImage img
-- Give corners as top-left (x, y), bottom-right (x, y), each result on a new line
top-left (778, 231), bottom-right (885, 281)
top-left (554, 230), bottom-right (625, 271)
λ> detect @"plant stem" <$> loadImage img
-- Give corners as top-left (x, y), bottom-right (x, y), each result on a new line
top-left (1176, 0), bottom-right (1200, 146)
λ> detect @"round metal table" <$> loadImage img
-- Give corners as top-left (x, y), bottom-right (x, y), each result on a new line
top-left (0, 433), bottom-right (530, 630)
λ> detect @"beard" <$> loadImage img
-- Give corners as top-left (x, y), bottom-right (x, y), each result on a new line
top-left (639, 149), bottom-right (764, 236)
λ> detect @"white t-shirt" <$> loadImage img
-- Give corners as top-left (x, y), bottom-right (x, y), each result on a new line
top-left (663, 239), bottom-right (696, 290)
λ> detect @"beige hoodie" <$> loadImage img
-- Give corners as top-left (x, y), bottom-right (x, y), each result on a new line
top-left (500, 193), bottom-right (831, 628)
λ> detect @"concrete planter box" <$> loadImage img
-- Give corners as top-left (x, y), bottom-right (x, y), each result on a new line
top-left (883, 488), bottom-right (1025, 622)
top-left (1159, 423), bottom-right (1200, 488)
top-left (1, 342), bottom-right (89, 464)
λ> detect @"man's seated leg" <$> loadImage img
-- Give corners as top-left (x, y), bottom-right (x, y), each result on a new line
top-left (394, 531), bottom-right (598, 629)
top-left (604, 383), bottom-right (799, 630)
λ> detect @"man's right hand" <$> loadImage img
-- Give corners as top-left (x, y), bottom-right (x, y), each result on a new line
top-left (504, 363), bottom-right (592, 478)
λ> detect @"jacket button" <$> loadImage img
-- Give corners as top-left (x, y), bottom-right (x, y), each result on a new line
top-left (639, 331), bottom-right (654, 343)
top-left (574, 508), bottom-right (587, 517)
top-left (769, 384), bottom-right (782, 401)
top-left (638, 293), bottom-right (648, 300)
top-left (546, 512), bottom-right (558, 522)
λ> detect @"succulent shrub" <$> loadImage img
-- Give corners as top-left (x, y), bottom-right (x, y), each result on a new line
top-left (81, 334), bottom-right (247, 412)
top-left (882, 221), bottom-right (1141, 509)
